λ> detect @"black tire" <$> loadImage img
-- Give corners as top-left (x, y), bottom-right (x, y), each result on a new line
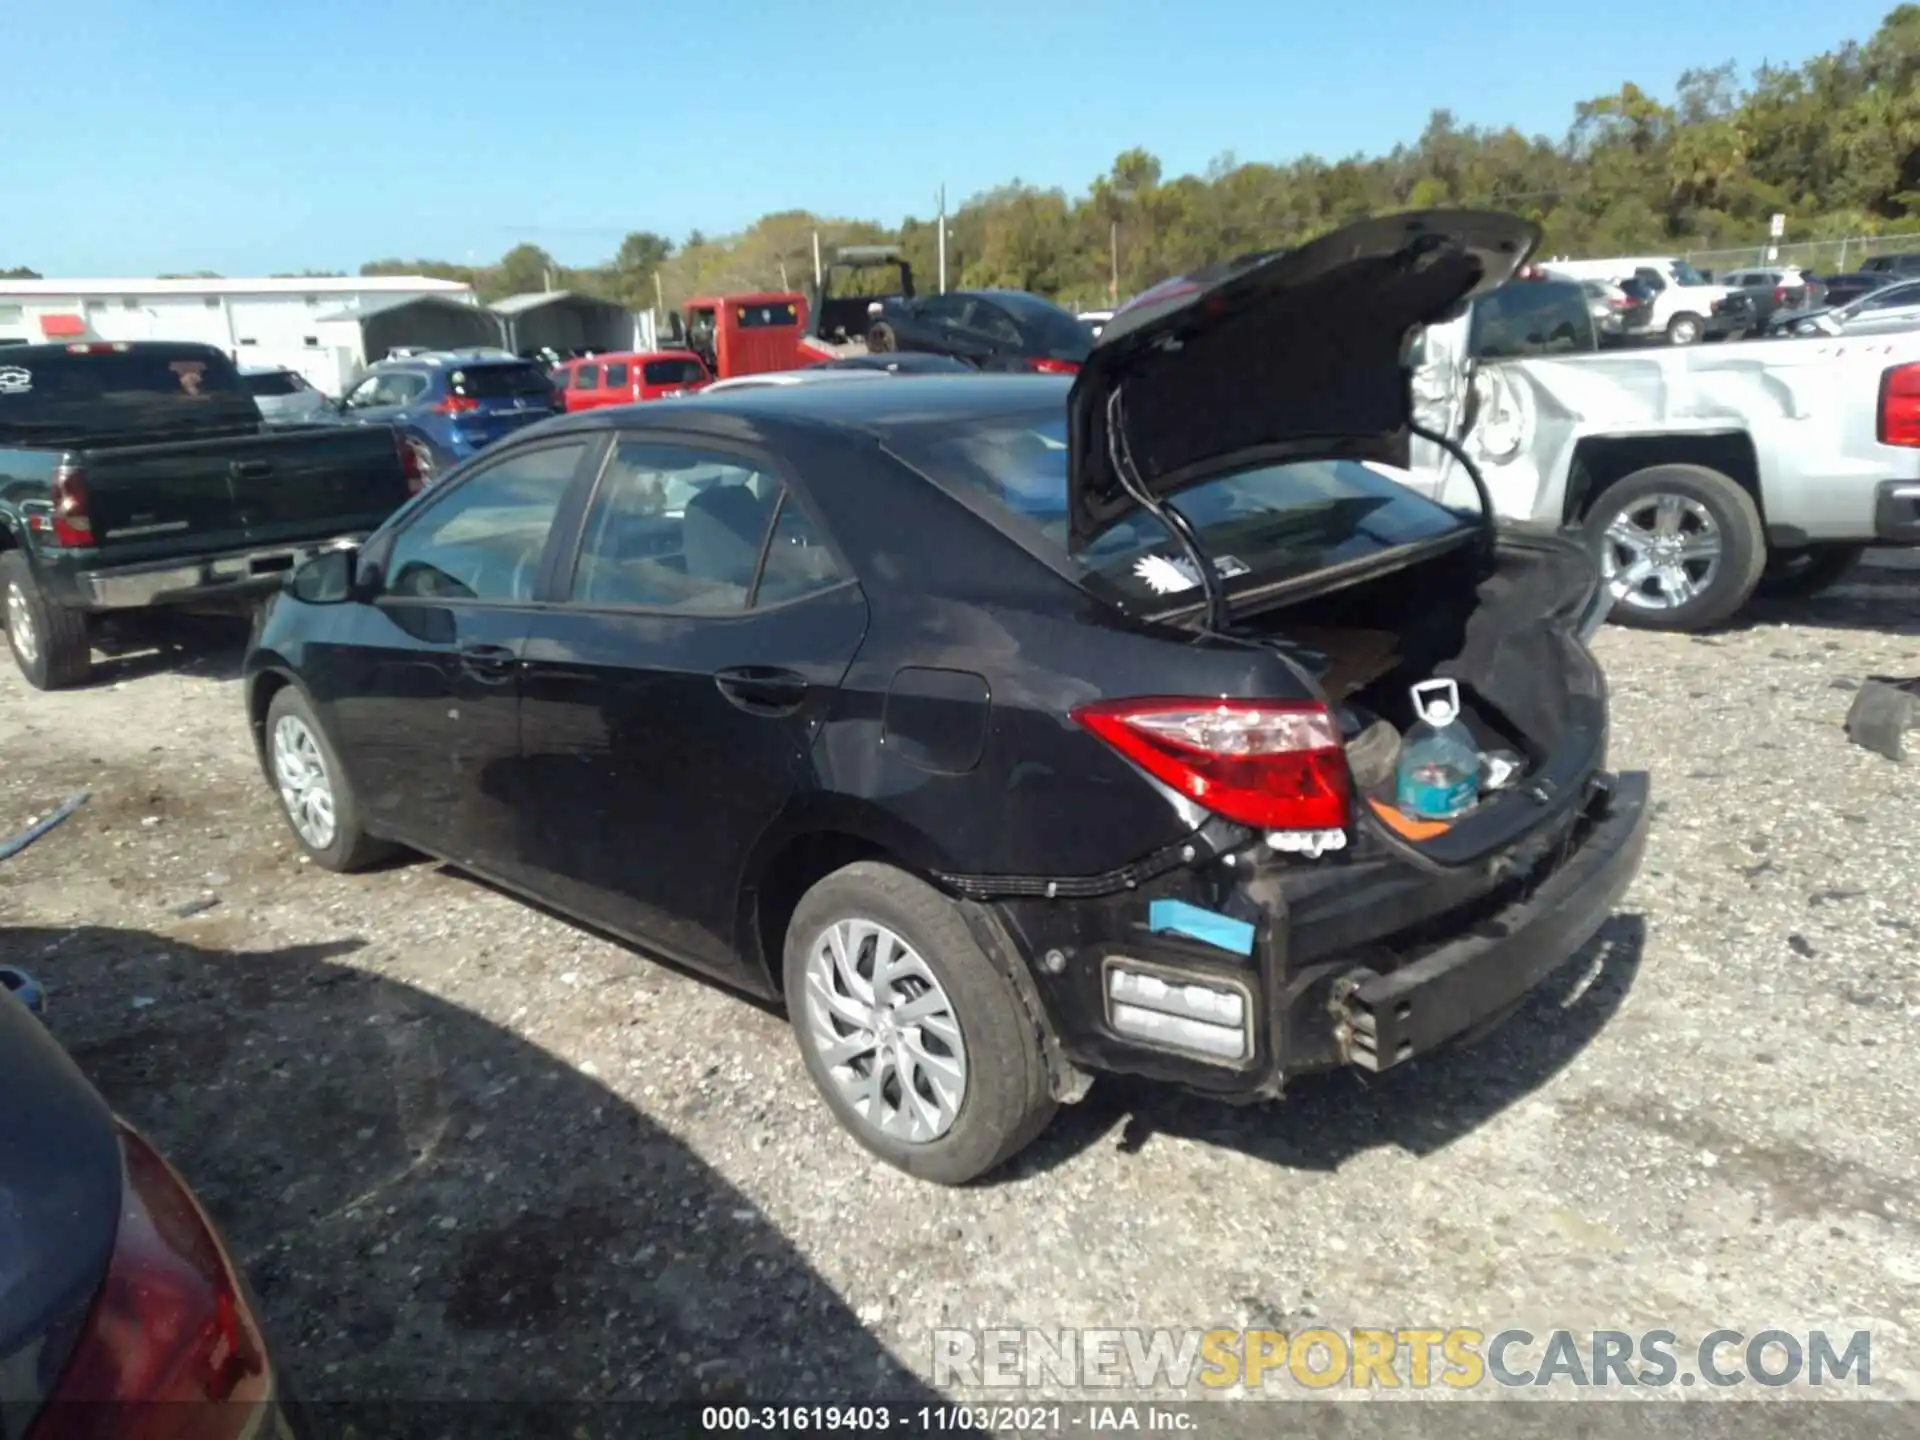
top-left (262, 685), bottom-right (393, 872)
top-left (1, 551), bottom-right (91, 690)
top-left (783, 861), bottom-right (1056, 1185)
top-left (1581, 463), bottom-right (1767, 632)
top-left (866, 322), bottom-right (896, 354)
top-left (1666, 312), bottom-right (1705, 345)
top-left (1755, 543), bottom-right (1865, 601)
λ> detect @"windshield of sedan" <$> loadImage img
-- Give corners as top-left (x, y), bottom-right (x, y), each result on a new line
top-left (889, 411), bottom-right (1472, 611)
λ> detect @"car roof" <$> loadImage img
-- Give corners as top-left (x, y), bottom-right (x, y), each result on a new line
top-left (550, 372), bottom-right (1066, 437)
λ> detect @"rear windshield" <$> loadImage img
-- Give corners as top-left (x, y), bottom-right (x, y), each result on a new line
top-left (242, 370), bottom-right (305, 396)
top-left (993, 295), bottom-right (1095, 355)
top-left (889, 410), bottom-right (1471, 612)
top-left (736, 301), bottom-right (799, 329)
top-left (446, 362), bottom-right (554, 399)
top-left (644, 358), bottom-right (708, 385)
top-left (0, 346), bottom-right (256, 438)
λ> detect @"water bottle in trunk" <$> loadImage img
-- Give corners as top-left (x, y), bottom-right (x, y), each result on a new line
top-left (1395, 679), bottom-right (1481, 822)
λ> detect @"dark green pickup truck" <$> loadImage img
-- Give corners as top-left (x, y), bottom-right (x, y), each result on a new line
top-left (0, 340), bottom-right (421, 689)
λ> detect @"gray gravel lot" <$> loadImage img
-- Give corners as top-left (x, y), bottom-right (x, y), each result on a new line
top-left (2, 564), bottom-right (1918, 1426)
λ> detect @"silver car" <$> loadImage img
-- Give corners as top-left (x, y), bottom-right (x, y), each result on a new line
top-left (239, 364), bottom-right (332, 425)
top-left (1793, 276), bottom-right (1920, 337)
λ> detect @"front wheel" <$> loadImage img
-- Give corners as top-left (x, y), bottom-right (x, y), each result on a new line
top-left (784, 861), bottom-right (1056, 1185)
top-left (263, 685), bottom-right (394, 872)
top-left (1755, 543), bottom-right (1866, 601)
top-left (1582, 463), bottom-right (1767, 631)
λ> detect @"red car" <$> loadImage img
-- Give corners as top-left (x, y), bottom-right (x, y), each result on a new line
top-left (553, 350), bottom-right (712, 411)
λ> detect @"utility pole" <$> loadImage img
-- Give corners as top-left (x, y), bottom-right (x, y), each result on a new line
top-left (937, 185), bottom-right (948, 294)
top-left (653, 270), bottom-right (665, 325)
top-left (812, 230), bottom-right (823, 289)
top-left (1110, 220), bottom-right (1119, 304)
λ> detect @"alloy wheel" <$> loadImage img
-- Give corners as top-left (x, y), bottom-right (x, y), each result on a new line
top-left (6, 583), bottom-right (37, 668)
top-left (271, 713), bottom-right (338, 849)
top-left (1598, 493), bottom-right (1723, 612)
top-left (803, 918), bottom-right (969, 1144)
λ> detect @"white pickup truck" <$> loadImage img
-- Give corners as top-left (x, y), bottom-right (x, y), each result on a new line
top-left (1406, 277), bottom-right (1920, 631)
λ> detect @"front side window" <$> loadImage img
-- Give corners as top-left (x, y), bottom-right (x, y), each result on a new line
top-left (383, 441), bottom-right (586, 602)
top-left (575, 365), bottom-right (601, 391)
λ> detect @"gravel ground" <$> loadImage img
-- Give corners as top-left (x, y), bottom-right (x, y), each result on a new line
top-left (2, 566), bottom-right (1918, 1429)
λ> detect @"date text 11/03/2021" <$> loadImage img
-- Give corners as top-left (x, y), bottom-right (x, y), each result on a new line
top-left (701, 1404), bottom-right (1196, 1432)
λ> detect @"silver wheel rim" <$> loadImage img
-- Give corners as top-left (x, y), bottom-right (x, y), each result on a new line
top-left (1671, 318), bottom-right (1700, 344)
top-left (803, 918), bottom-right (968, 1144)
top-left (6, 583), bottom-right (36, 667)
top-left (1599, 493), bottom-right (1723, 612)
top-left (271, 714), bottom-right (337, 849)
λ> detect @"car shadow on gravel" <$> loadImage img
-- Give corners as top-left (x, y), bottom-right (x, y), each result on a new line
top-left (80, 611), bottom-right (252, 688)
top-left (1008, 913), bottom-right (1646, 1180)
top-left (14, 922), bottom-right (942, 1437)
top-left (1724, 559), bottom-right (1920, 638)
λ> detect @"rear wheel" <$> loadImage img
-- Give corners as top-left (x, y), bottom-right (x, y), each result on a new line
top-left (2, 552), bottom-right (91, 690)
top-left (1582, 463), bottom-right (1766, 632)
top-left (1666, 312), bottom-right (1705, 345)
top-left (1755, 543), bottom-right (1865, 601)
top-left (264, 685), bottom-right (393, 872)
top-left (866, 322), bottom-right (896, 354)
top-left (783, 861), bottom-right (1055, 1185)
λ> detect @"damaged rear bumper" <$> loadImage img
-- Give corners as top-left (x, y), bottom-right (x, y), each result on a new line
top-left (971, 770), bottom-right (1650, 1102)
top-left (1331, 770), bottom-right (1649, 1073)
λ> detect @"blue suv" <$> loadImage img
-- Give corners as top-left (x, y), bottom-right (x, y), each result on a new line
top-left (330, 351), bottom-right (563, 481)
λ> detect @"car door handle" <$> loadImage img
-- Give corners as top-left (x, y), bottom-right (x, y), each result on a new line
top-left (459, 643), bottom-right (519, 683)
top-left (714, 666), bottom-right (809, 715)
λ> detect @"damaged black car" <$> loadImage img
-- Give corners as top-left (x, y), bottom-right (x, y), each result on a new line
top-left (243, 209), bottom-right (1650, 1184)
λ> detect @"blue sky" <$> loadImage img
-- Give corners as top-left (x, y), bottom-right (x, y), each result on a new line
top-left (4, 0), bottom-right (1899, 277)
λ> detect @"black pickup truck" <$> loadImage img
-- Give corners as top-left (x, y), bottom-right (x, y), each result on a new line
top-left (0, 340), bottom-right (420, 689)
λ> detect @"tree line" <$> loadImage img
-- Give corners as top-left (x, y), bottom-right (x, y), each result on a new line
top-left (12, 8), bottom-right (1920, 311)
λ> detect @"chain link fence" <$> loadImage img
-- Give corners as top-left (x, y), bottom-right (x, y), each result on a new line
top-left (1677, 234), bottom-right (1920, 275)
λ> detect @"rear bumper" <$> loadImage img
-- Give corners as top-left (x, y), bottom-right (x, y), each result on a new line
top-left (984, 769), bottom-right (1650, 1101)
top-left (1874, 481), bottom-right (1920, 544)
top-left (74, 536), bottom-right (364, 610)
top-left (1333, 771), bottom-right (1649, 1072)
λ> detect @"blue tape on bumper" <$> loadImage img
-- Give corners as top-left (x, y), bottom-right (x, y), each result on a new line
top-left (1148, 899), bottom-right (1256, 956)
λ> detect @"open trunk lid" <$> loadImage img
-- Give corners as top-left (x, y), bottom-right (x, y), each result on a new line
top-left (1065, 210), bottom-right (1539, 545)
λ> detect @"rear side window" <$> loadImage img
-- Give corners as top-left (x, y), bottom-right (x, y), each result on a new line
top-left (888, 412), bottom-right (1469, 613)
top-left (446, 362), bottom-right (554, 400)
top-left (1468, 282), bottom-right (1594, 360)
top-left (643, 358), bottom-right (708, 386)
top-left (736, 301), bottom-right (799, 328)
top-left (243, 370), bottom-right (305, 396)
top-left (604, 362), bottom-right (630, 387)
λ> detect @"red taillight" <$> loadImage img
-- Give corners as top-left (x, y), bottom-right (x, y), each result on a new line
top-left (1879, 363), bottom-right (1920, 447)
top-left (28, 1128), bottom-right (270, 1440)
top-left (1026, 357), bottom-right (1080, 375)
top-left (52, 462), bottom-right (94, 547)
top-left (1774, 285), bottom-right (1790, 304)
top-left (432, 394), bottom-right (479, 415)
top-left (1072, 698), bottom-right (1353, 832)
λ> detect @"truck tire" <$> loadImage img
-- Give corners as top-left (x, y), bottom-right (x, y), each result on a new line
top-left (783, 860), bottom-right (1056, 1185)
top-left (867, 322), bottom-right (896, 354)
top-left (1755, 543), bottom-right (1865, 601)
top-left (2, 553), bottom-right (92, 690)
top-left (1666, 312), bottom-right (1705, 345)
top-left (1581, 464), bottom-right (1767, 632)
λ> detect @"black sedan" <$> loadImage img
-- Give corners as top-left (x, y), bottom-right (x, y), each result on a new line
top-left (866, 288), bottom-right (1091, 373)
top-left (243, 211), bottom-right (1649, 1185)
top-left (1, 983), bottom-right (309, 1438)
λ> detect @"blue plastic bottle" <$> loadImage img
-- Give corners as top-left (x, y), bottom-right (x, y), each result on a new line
top-left (1395, 679), bottom-right (1482, 821)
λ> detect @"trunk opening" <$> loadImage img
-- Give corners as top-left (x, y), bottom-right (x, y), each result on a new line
top-left (1226, 534), bottom-right (1605, 860)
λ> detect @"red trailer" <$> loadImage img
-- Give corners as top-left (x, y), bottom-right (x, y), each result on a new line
top-left (681, 292), bottom-right (809, 379)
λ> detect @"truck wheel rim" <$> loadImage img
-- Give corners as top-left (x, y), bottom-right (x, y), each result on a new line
top-left (6, 584), bottom-right (36, 667)
top-left (1672, 318), bottom-right (1700, 343)
top-left (1598, 493), bottom-right (1722, 611)
top-left (271, 714), bottom-right (337, 849)
top-left (803, 918), bottom-right (969, 1144)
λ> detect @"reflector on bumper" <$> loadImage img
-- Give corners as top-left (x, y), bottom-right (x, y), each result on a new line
top-left (1106, 963), bottom-right (1253, 1063)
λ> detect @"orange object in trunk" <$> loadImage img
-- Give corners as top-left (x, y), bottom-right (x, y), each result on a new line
top-left (1368, 797), bottom-right (1454, 841)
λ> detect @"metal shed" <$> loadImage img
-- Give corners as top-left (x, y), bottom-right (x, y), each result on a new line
top-left (315, 294), bottom-right (505, 366)
top-left (491, 291), bottom-right (639, 356)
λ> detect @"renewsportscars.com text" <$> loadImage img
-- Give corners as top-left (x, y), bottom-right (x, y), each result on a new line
top-left (932, 1326), bottom-right (1874, 1392)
